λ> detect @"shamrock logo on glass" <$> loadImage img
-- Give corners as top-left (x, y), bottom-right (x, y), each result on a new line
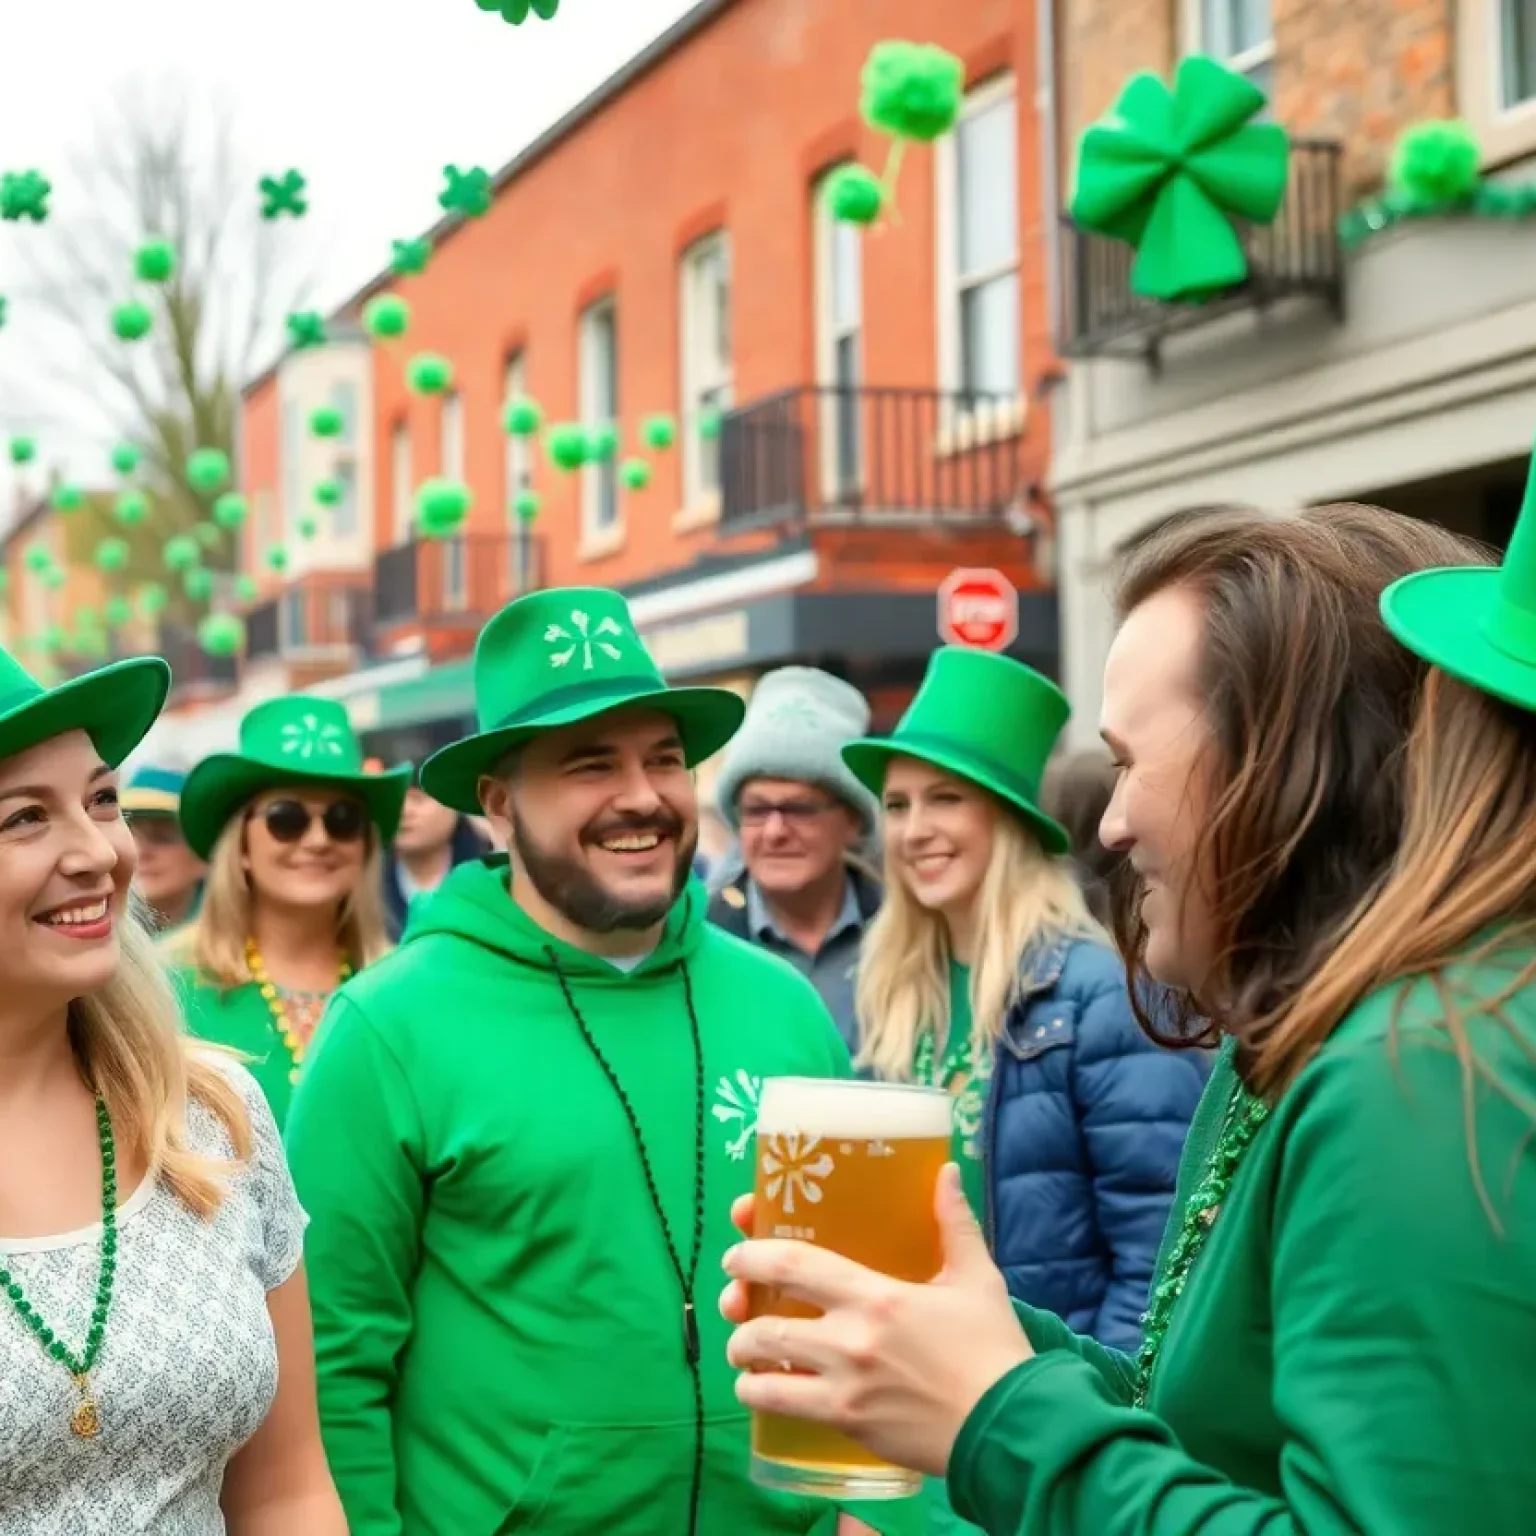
top-left (760, 1133), bottom-right (836, 1216)
top-left (1070, 54), bottom-right (1290, 303)
top-left (543, 610), bottom-right (624, 671)
top-left (280, 714), bottom-right (347, 760)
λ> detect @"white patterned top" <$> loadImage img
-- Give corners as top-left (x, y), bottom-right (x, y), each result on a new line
top-left (0, 1058), bottom-right (304, 1534)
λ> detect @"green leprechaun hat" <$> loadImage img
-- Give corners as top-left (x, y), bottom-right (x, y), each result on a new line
top-left (1382, 431), bottom-right (1536, 713)
top-left (179, 695), bottom-right (411, 859)
top-left (841, 646), bottom-right (1072, 854)
top-left (419, 586), bottom-right (747, 815)
top-left (0, 650), bottom-right (167, 769)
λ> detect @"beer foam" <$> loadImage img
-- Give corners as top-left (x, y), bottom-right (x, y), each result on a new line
top-left (755, 1077), bottom-right (952, 1140)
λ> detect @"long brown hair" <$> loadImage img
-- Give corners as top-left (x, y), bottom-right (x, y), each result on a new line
top-left (1109, 504), bottom-right (1493, 1084)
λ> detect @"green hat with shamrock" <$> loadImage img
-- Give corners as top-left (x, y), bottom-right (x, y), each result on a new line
top-left (841, 646), bottom-right (1072, 854)
top-left (419, 586), bottom-right (747, 814)
top-left (179, 695), bottom-right (412, 859)
top-left (0, 651), bottom-right (167, 770)
top-left (1381, 431), bottom-right (1536, 713)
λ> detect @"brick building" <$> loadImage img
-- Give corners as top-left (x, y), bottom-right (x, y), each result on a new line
top-left (225, 0), bottom-right (1056, 779)
top-left (1050, 0), bottom-right (1536, 743)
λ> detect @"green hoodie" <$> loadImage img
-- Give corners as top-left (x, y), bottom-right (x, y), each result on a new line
top-left (286, 856), bottom-right (921, 1536)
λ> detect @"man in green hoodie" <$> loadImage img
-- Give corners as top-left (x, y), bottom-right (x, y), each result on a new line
top-left (286, 587), bottom-right (914, 1536)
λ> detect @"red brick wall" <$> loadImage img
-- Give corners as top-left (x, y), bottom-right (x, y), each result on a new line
top-left (240, 375), bottom-right (281, 598)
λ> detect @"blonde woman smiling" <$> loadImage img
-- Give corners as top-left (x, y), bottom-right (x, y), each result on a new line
top-left (168, 696), bottom-right (405, 1128)
top-left (0, 646), bottom-right (344, 1532)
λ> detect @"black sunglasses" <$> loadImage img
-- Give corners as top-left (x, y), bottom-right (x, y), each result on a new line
top-left (255, 798), bottom-right (368, 845)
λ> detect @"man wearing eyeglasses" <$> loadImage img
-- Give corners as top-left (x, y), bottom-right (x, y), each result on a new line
top-left (709, 668), bottom-right (882, 1053)
top-left (122, 762), bottom-right (206, 932)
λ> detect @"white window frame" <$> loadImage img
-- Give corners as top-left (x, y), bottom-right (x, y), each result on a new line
top-left (813, 172), bottom-right (864, 502)
top-left (678, 233), bottom-right (733, 510)
top-left (439, 392), bottom-right (467, 612)
top-left (332, 459), bottom-right (358, 538)
top-left (390, 423), bottom-right (412, 544)
top-left (1184, 0), bottom-right (1276, 89)
top-left (1459, 0), bottom-right (1536, 166)
top-left (331, 380), bottom-right (359, 448)
top-left (578, 297), bottom-right (620, 541)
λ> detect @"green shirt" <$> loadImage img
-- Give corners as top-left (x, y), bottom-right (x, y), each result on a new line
top-left (172, 970), bottom-right (299, 1128)
top-left (947, 939), bottom-right (1536, 1535)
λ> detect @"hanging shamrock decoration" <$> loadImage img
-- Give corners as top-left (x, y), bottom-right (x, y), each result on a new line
top-left (163, 534), bottom-right (201, 573)
top-left (114, 490), bottom-right (149, 526)
top-left (503, 396), bottom-right (543, 436)
top-left (513, 489), bottom-right (542, 523)
top-left (391, 238), bottom-right (432, 277)
top-left (42, 567), bottom-right (65, 592)
top-left (1388, 120), bottom-right (1480, 209)
top-left (0, 170), bottom-right (51, 223)
top-left (113, 302), bottom-right (154, 342)
top-left (105, 595), bottom-right (132, 627)
top-left (23, 544), bottom-right (51, 574)
top-left (415, 479), bottom-right (473, 539)
top-left (198, 612), bottom-right (245, 658)
top-left (439, 165), bottom-right (493, 219)
top-left (620, 458), bottom-right (651, 491)
top-left (825, 164), bottom-right (885, 227)
top-left (641, 414), bottom-right (677, 451)
top-left (193, 521), bottom-right (222, 550)
top-left (94, 537), bottom-right (131, 574)
top-left (186, 447), bottom-right (231, 495)
top-left (310, 406), bottom-right (345, 438)
top-left (406, 353), bottom-right (454, 395)
top-left (297, 514), bottom-right (320, 540)
top-left (133, 240), bottom-right (176, 283)
top-left (1070, 54), bottom-right (1290, 303)
top-left (364, 295), bottom-right (410, 341)
top-left (50, 484), bottom-right (84, 514)
top-left (259, 170), bottom-right (308, 220)
top-left (8, 436), bottom-right (35, 465)
top-left (287, 311), bottom-right (328, 350)
top-left (213, 492), bottom-right (249, 529)
top-left (234, 574), bottom-right (259, 603)
top-left (265, 545), bottom-right (290, 574)
top-left (546, 423), bottom-right (589, 472)
top-left (485, 0), bottom-right (560, 19)
top-left (313, 479), bottom-right (344, 508)
top-left (184, 567), bottom-right (215, 602)
top-left (110, 442), bottom-right (140, 476)
top-left (138, 582), bottom-right (169, 619)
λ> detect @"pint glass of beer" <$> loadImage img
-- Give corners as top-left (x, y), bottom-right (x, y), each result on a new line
top-left (747, 1076), bottom-right (953, 1500)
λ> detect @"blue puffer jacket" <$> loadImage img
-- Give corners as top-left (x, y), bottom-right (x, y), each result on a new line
top-left (980, 932), bottom-right (1210, 1352)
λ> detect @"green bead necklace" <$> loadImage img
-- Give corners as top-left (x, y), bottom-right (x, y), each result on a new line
top-left (0, 1095), bottom-right (118, 1439)
top-left (1132, 1078), bottom-right (1270, 1407)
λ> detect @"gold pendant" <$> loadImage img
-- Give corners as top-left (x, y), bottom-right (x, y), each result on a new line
top-left (70, 1374), bottom-right (100, 1440)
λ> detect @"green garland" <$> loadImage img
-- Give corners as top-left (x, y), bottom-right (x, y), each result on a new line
top-left (1340, 180), bottom-right (1536, 250)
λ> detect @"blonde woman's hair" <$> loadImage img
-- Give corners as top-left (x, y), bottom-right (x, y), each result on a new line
top-left (857, 795), bottom-right (1098, 1080)
top-left (166, 797), bottom-right (392, 987)
top-left (77, 898), bottom-right (251, 1219)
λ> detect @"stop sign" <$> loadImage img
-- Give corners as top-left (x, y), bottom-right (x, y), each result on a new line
top-left (937, 568), bottom-right (1018, 652)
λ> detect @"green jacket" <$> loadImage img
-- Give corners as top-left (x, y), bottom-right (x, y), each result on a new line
top-left (947, 940), bottom-right (1536, 1533)
top-left (286, 857), bottom-right (921, 1536)
top-left (172, 971), bottom-right (297, 1127)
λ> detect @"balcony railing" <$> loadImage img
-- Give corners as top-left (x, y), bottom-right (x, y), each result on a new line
top-left (158, 622), bottom-right (239, 695)
top-left (246, 580), bottom-right (371, 664)
top-left (719, 385), bottom-right (1027, 536)
top-left (373, 529), bottom-right (545, 632)
top-left (1057, 138), bottom-right (1345, 366)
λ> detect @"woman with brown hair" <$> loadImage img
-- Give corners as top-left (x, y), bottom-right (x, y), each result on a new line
top-left (719, 499), bottom-right (1536, 1532)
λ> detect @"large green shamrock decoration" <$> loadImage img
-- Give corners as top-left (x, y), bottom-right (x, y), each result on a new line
top-left (287, 311), bottom-right (328, 350)
top-left (259, 170), bottom-right (308, 220)
top-left (0, 170), bottom-right (50, 223)
top-left (1070, 54), bottom-right (1290, 303)
top-left (391, 238), bottom-right (432, 277)
top-left (440, 165), bottom-right (493, 219)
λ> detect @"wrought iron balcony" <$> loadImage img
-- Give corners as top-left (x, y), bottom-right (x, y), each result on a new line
top-left (245, 579), bottom-right (371, 664)
top-left (719, 385), bottom-right (1027, 536)
top-left (373, 529), bottom-right (545, 632)
top-left (1057, 138), bottom-right (1345, 367)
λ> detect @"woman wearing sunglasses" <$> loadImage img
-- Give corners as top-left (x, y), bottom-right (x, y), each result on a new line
top-left (167, 697), bottom-right (408, 1127)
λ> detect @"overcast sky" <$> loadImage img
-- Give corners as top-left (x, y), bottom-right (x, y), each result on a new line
top-left (0, 0), bottom-right (695, 510)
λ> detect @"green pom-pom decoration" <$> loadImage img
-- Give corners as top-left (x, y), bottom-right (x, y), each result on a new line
top-left (827, 164), bottom-right (885, 225)
top-left (499, 0), bottom-right (560, 19)
top-left (133, 239), bottom-right (176, 283)
top-left (8, 436), bottom-right (35, 466)
top-left (138, 582), bottom-right (169, 617)
top-left (23, 543), bottom-right (51, 574)
top-left (186, 447), bottom-right (230, 494)
top-left (439, 165), bottom-right (493, 219)
top-left (234, 573), bottom-right (259, 602)
top-left (546, 422), bottom-right (589, 472)
top-left (309, 406), bottom-right (345, 438)
top-left (503, 396), bottom-right (543, 436)
top-left (112, 301), bottom-right (154, 342)
top-left (1389, 120), bottom-right (1481, 210)
top-left (406, 353), bottom-right (454, 395)
top-left (363, 295), bottom-right (410, 340)
top-left (641, 414), bottom-right (677, 451)
top-left (193, 521), bottom-right (222, 550)
top-left (114, 490), bottom-right (149, 526)
top-left (697, 407), bottom-right (723, 441)
top-left (94, 537), bottom-right (131, 574)
top-left (198, 612), bottom-right (245, 657)
top-left (286, 311), bottom-right (328, 350)
top-left (51, 484), bottom-right (84, 514)
top-left (213, 492), bottom-right (248, 529)
top-left (105, 595), bottom-right (132, 627)
top-left (860, 41), bottom-right (965, 143)
top-left (110, 442), bottom-right (140, 476)
top-left (42, 567), bottom-right (65, 592)
top-left (184, 567), bottom-right (215, 602)
top-left (163, 534), bottom-right (201, 573)
top-left (313, 479), bottom-right (344, 508)
top-left (297, 514), bottom-right (319, 540)
top-left (415, 478), bottom-right (473, 538)
top-left (587, 423), bottom-right (619, 463)
top-left (391, 238), bottom-right (432, 277)
top-left (265, 544), bottom-right (290, 574)
top-left (619, 458), bottom-right (652, 491)
top-left (512, 489), bottom-right (542, 523)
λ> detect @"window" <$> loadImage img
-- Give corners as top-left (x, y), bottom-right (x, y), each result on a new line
top-left (332, 461), bottom-right (357, 538)
top-left (331, 381), bottom-right (359, 446)
top-left (1195, 0), bottom-right (1274, 98)
top-left (280, 589), bottom-right (306, 650)
top-left (814, 174), bottom-right (863, 500)
top-left (679, 234), bottom-right (732, 506)
top-left (391, 423), bottom-right (412, 543)
top-left (253, 490), bottom-right (274, 563)
top-left (1502, 0), bottom-right (1536, 108)
top-left (282, 399), bottom-right (301, 533)
top-left (439, 393), bottom-right (467, 610)
top-left (503, 351), bottom-right (537, 593)
top-left (941, 77), bottom-right (1021, 401)
top-left (579, 298), bottom-right (620, 536)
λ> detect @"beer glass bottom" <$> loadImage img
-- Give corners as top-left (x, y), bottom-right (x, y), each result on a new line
top-left (750, 1452), bottom-right (922, 1501)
